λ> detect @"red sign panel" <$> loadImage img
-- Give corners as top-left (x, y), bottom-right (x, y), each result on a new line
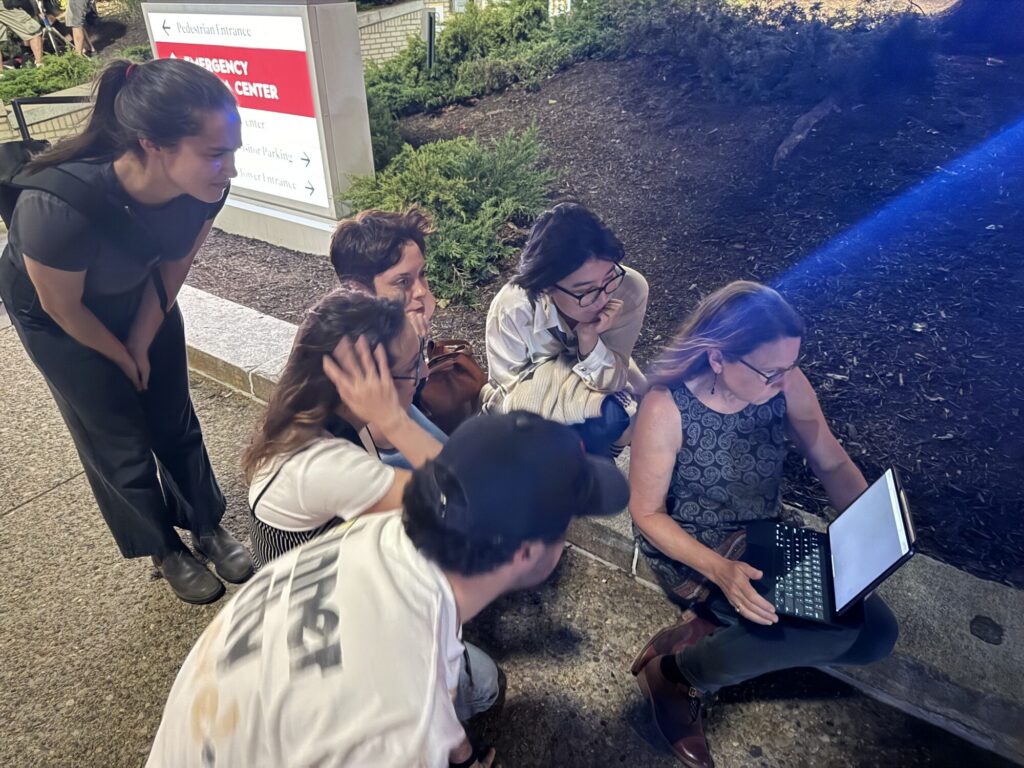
top-left (154, 42), bottom-right (315, 118)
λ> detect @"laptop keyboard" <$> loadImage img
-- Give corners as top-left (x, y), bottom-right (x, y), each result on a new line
top-left (775, 525), bottom-right (825, 621)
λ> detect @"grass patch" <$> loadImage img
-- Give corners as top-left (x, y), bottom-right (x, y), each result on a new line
top-left (345, 127), bottom-right (556, 303)
top-left (0, 52), bottom-right (99, 102)
top-left (115, 44), bottom-right (154, 63)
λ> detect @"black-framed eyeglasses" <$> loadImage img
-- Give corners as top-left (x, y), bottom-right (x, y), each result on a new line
top-left (392, 337), bottom-right (427, 386)
top-left (736, 356), bottom-right (800, 386)
top-left (552, 264), bottom-right (626, 308)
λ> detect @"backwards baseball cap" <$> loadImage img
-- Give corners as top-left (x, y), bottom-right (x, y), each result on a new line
top-left (417, 411), bottom-right (629, 545)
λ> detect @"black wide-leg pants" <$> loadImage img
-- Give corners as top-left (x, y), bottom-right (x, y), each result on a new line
top-left (0, 255), bottom-right (224, 558)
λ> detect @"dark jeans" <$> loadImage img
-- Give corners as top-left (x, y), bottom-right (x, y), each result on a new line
top-left (571, 395), bottom-right (630, 457)
top-left (0, 256), bottom-right (224, 558)
top-left (677, 587), bottom-right (899, 693)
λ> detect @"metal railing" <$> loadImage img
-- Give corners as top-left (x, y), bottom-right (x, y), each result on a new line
top-left (9, 95), bottom-right (92, 142)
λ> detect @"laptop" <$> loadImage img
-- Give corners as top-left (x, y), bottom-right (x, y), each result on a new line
top-left (742, 468), bottom-right (915, 626)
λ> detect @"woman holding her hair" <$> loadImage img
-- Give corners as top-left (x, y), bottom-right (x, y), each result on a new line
top-left (0, 58), bottom-right (252, 604)
top-left (482, 202), bottom-right (648, 457)
top-left (241, 286), bottom-right (443, 569)
top-left (628, 281), bottom-right (898, 768)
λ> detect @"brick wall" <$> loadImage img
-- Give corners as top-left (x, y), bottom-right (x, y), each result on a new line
top-left (358, 1), bottom-right (426, 67)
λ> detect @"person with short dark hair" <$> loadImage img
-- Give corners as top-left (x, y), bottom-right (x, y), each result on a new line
top-left (0, 58), bottom-right (251, 604)
top-left (482, 202), bottom-right (649, 458)
top-left (329, 206), bottom-right (447, 465)
top-left (146, 411), bottom-right (629, 767)
top-left (629, 281), bottom-right (898, 767)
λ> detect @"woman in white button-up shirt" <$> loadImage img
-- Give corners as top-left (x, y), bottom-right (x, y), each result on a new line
top-left (482, 203), bottom-right (648, 456)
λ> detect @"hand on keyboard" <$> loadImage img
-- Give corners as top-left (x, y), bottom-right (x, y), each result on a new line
top-left (710, 558), bottom-right (779, 625)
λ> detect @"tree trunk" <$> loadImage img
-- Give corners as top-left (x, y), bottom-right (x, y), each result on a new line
top-left (938, 0), bottom-right (1024, 54)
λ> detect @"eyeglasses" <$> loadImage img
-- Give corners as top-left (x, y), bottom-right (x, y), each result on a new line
top-left (736, 356), bottom-right (800, 386)
top-left (552, 264), bottom-right (626, 308)
top-left (392, 337), bottom-right (427, 386)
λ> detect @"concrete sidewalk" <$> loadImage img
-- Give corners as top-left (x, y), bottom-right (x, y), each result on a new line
top-left (1, 323), bottom-right (1017, 767)
top-left (173, 283), bottom-right (1024, 765)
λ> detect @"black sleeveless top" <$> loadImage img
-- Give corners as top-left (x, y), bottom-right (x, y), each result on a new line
top-left (636, 383), bottom-right (789, 590)
top-left (248, 417), bottom-right (364, 570)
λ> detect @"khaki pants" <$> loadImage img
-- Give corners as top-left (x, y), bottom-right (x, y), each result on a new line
top-left (0, 7), bottom-right (42, 42)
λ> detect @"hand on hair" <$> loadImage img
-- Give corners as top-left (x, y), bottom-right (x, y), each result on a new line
top-left (575, 298), bottom-right (624, 355)
top-left (322, 336), bottom-right (405, 433)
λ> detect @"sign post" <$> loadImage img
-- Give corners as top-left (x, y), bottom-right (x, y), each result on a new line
top-left (142, 0), bottom-right (374, 254)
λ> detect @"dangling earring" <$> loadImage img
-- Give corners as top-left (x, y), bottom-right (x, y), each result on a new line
top-left (710, 372), bottom-right (717, 395)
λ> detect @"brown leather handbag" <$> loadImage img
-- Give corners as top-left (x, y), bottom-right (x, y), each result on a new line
top-left (417, 339), bottom-right (487, 435)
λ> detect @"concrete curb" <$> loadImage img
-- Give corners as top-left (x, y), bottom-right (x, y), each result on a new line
top-left (179, 284), bottom-right (1024, 765)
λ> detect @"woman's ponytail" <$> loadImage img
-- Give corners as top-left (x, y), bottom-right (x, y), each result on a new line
top-left (27, 60), bottom-right (131, 170)
top-left (27, 58), bottom-right (236, 171)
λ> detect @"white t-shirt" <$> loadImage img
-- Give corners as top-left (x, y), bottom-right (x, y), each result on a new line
top-left (248, 431), bottom-right (396, 531)
top-left (146, 513), bottom-right (466, 768)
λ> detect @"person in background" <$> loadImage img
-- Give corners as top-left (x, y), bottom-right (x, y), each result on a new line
top-left (0, 0), bottom-right (44, 65)
top-left (628, 280), bottom-right (898, 768)
top-left (482, 202), bottom-right (648, 458)
top-left (328, 206), bottom-right (447, 467)
top-left (0, 59), bottom-right (251, 604)
top-left (66, 0), bottom-right (94, 56)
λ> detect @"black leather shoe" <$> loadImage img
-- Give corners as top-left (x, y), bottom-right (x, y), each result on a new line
top-left (153, 550), bottom-right (225, 605)
top-left (194, 525), bottom-right (255, 584)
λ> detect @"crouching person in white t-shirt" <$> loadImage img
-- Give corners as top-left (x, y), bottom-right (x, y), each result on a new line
top-left (146, 411), bottom-right (628, 767)
top-left (241, 286), bottom-right (440, 570)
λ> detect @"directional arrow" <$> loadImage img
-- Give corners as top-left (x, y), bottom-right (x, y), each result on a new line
top-left (300, 152), bottom-right (310, 167)
top-left (305, 181), bottom-right (315, 196)
top-left (162, 20), bottom-right (170, 34)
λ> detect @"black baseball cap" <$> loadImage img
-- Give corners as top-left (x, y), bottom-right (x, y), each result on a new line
top-left (423, 411), bottom-right (628, 544)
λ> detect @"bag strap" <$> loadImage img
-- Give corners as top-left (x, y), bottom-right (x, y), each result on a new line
top-left (10, 165), bottom-right (162, 261)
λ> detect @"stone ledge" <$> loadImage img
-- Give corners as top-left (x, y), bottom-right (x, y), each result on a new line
top-left (177, 285), bottom-right (294, 399)
top-left (180, 283), bottom-right (1024, 765)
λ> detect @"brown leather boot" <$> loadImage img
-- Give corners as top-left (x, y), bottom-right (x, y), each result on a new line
top-left (631, 611), bottom-right (717, 676)
top-left (636, 655), bottom-right (714, 768)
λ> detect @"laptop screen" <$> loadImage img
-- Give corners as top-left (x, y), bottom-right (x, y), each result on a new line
top-left (829, 469), bottom-right (910, 612)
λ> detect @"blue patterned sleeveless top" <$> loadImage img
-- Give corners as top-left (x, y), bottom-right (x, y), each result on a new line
top-left (636, 383), bottom-right (789, 589)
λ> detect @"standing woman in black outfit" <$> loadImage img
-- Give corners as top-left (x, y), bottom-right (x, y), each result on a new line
top-left (0, 58), bottom-right (253, 603)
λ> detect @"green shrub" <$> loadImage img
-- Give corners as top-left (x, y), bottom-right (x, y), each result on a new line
top-left (0, 52), bottom-right (99, 102)
top-left (366, 91), bottom-right (404, 170)
top-left (345, 127), bottom-right (556, 302)
top-left (363, 0), bottom-right (934, 162)
top-left (116, 44), bottom-right (154, 63)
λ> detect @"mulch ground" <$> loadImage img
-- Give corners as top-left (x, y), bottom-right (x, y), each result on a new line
top-left (187, 53), bottom-right (1024, 589)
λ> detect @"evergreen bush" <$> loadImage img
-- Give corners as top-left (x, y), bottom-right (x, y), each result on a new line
top-left (0, 52), bottom-right (99, 102)
top-left (345, 127), bottom-right (555, 302)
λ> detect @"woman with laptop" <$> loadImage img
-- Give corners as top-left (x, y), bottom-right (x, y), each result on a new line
top-left (628, 280), bottom-right (899, 768)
